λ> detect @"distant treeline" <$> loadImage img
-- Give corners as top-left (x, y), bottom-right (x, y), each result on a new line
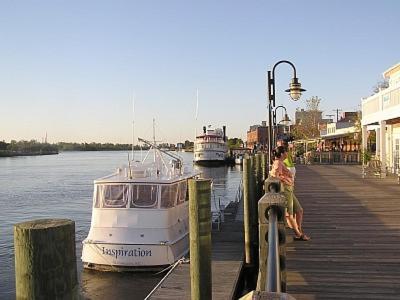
top-left (57, 142), bottom-right (149, 151)
top-left (0, 140), bottom-right (58, 157)
top-left (1, 138), bottom-right (244, 156)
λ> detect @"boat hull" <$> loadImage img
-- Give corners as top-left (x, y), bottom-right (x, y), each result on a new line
top-left (235, 158), bottom-right (243, 165)
top-left (82, 234), bottom-right (189, 271)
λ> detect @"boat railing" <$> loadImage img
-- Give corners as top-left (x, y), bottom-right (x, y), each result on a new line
top-left (211, 190), bottom-right (223, 231)
top-left (234, 178), bottom-right (243, 203)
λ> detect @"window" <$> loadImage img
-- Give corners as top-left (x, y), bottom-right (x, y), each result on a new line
top-left (395, 139), bottom-right (400, 172)
top-left (160, 184), bottom-right (178, 208)
top-left (177, 181), bottom-right (187, 204)
top-left (102, 185), bottom-right (128, 208)
top-left (93, 185), bottom-right (101, 208)
top-left (130, 185), bottom-right (158, 208)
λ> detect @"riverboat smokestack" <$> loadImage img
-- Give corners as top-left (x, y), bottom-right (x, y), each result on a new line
top-left (223, 125), bottom-right (226, 142)
top-left (203, 126), bottom-right (206, 134)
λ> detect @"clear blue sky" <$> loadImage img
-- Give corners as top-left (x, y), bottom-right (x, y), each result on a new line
top-left (1, 0), bottom-right (399, 143)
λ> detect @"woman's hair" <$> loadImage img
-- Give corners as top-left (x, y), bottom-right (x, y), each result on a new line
top-left (272, 146), bottom-right (286, 159)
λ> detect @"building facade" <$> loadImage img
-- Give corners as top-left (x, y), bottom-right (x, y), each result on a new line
top-left (361, 62), bottom-right (400, 175)
top-left (320, 118), bottom-right (360, 152)
top-left (246, 124), bottom-right (267, 150)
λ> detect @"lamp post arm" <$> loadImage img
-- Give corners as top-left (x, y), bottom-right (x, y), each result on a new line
top-left (269, 61), bottom-right (298, 107)
top-left (273, 105), bottom-right (288, 128)
top-left (272, 60), bottom-right (297, 78)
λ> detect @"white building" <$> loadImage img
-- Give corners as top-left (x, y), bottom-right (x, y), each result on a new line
top-left (361, 62), bottom-right (400, 175)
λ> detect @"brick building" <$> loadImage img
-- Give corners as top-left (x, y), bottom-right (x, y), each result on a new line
top-left (246, 122), bottom-right (268, 150)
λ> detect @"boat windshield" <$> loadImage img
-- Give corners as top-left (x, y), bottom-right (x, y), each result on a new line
top-left (94, 184), bottom-right (158, 209)
top-left (130, 185), bottom-right (158, 208)
top-left (160, 183), bottom-right (178, 208)
top-left (177, 181), bottom-right (187, 204)
top-left (102, 185), bottom-right (129, 208)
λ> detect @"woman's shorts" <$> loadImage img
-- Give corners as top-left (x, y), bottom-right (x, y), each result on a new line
top-left (282, 184), bottom-right (303, 216)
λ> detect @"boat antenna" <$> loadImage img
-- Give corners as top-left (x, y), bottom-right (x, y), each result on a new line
top-left (194, 88), bottom-right (199, 140)
top-left (128, 153), bottom-right (132, 179)
top-left (152, 118), bottom-right (156, 162)
top-left (132, 94), bottom-right (135, 161)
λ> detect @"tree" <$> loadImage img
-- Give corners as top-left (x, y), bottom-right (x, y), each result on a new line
top-left (372, 79), bottom-right (389, 94)
top-left (0, 140), bottom-right (8, 150)
top-left (292, 96), bottom-right (322, 140)
top-left (227, 138), bottom-right (243, 149)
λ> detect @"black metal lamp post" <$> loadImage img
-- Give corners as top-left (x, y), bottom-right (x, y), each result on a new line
top-left (272, 105), bottom-right (291, 145)
top-left (267, 60), bottom-right (306, 168)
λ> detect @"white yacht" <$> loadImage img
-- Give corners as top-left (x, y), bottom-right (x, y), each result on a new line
top-left (82, 138), bottom-right (199, 271)
top-left (194, 125), bottom-right (228, 164)
top-left (235, 154), bottom-right (244, 165)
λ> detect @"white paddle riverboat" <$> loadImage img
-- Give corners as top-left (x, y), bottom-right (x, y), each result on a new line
top-left (194, 125), bottom-right (228, 164)
top-left (82, 138), bottom-right (199, 271)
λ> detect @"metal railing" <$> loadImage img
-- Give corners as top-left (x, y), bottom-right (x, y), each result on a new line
top-left (299, 151), bottom-right (361, 165)
top-left (266, 206), bottom-right (281, 292)
top-left (257, 178), bottom-right (286, 293)
top-left (235, 178), bottom-right (244, 203)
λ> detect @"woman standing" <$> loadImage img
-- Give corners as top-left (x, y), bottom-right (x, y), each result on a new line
top-left (270, 146), bottom-right (310, 241)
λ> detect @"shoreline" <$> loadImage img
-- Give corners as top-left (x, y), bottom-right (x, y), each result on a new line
top-left (0, 151), bottom-right (59, 158)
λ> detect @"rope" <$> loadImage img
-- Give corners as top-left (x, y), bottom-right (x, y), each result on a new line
top-left (144, 257), bottom-right (189, 300)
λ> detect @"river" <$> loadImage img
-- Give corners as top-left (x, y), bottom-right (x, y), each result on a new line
top-left (0, 151), bottom-right (242, 299)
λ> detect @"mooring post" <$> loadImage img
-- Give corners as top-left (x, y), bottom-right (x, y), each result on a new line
top-left (189, 179), bottom-right (212, 300)
top-left (243, 157), bottom-right (252, 265)
top-left (251, 155), bottom-right (260, 263)
top-left (255, 153), bottom-right (263, 200)
top-left (261, 153), bottom-right (268, 186)
top-left (14, 219), bottom-right (78, 300)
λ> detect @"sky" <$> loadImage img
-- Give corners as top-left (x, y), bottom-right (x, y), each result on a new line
top-left (1, 0), bottom-right (399, 144)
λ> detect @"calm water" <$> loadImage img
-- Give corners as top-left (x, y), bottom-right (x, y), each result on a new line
top-left (0, 151), bottom-right (242, 299)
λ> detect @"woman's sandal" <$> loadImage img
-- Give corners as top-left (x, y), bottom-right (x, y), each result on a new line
top-left (294, 234), bottom-right (311, 241)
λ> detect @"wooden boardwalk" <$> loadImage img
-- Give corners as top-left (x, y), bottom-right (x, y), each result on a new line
top-left (287, 165), bottom-right (400, 300)
top-left (151, 202), bottom-right (243, 299)
top-left (151, 165), bottom-right (400, 299)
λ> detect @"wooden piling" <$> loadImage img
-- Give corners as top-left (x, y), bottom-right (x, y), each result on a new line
top-left (189, 179), bottom-right (212, 300)
top-left (249, 156), bottom-right (259, 255)
top-left (261, 153), bottom-right (268, 185)
top-left (14, 219), bottom-right (78, 300)
top-left (255, 154), bottom-right (263, 200)
top-left (243, 157), bottom-right (252, 264)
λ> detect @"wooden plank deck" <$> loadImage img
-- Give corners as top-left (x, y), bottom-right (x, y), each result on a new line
top-left (151, 165), bottom-right (400, 299)
top-left (151, 201), bottom-right (244, 299)
top-left (287, 165), bottom-right (400, 300)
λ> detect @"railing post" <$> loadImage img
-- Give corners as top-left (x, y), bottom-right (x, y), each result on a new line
top-left (189, 179), bottom-right (212, 300)
top-left (257, 178), bottom-right (287, 292)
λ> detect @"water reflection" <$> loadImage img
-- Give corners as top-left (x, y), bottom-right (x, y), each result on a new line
top-left (81, 269), bottom-right (163, 299)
